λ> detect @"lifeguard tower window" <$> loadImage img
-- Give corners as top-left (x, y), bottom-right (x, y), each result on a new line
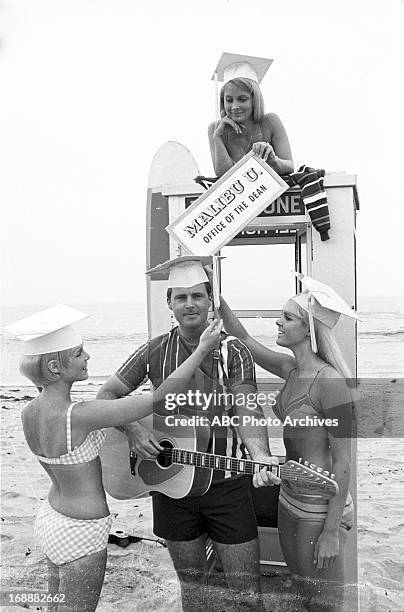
top-left (221, 242), bottom-right (307, 313)
top-left (221, 243), bottom-right (306, 379)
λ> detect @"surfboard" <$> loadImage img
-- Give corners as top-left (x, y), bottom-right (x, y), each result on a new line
top-left (146, 141), bottom-right (201, 339)
top-left (99, 142), bottom-right (203, 501)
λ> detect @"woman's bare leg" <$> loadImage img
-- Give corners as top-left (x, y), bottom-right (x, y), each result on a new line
top-left (294, 522), bottom-right (348, 612)
top-left (47, 558), bottom-right (60, 611)
top-left (278, 503), bottom-right (300, 575)
top-left (278, 503), bottom-right (349, 611)
top-left (58, 548), bottom-right (107, 612)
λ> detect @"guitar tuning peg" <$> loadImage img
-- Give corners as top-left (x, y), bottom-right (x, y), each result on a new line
top-left (298, 458), bottom-right (302, 463)
top-left (330, 473), bottom-right (335, 479)
top-left (317, 467), bottom-right (323, 473)
top-left (304, 461), bottom-right (309, 467)
top-left (309, 463), bottom-right (316, 470)
top-left (323, 471), bottom-right (330, 476)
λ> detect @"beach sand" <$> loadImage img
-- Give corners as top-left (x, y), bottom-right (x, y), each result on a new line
top-left (1, 382), bottom-right (403, 611)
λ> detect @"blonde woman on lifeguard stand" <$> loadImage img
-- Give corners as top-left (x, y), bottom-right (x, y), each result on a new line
top-left (208, 52), bottom-right (294, 179)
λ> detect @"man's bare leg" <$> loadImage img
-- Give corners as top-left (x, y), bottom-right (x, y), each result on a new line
top-left (214, 538), bottom-right (264, 611)
top-left (166, 536), bottom-right (208, 612)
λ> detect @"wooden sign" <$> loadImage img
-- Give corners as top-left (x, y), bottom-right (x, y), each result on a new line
top-left (166, 151), bottom-right (288, 255)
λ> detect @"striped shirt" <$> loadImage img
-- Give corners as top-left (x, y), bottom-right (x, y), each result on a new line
top-left (116, 328), bottom-right (257, 481)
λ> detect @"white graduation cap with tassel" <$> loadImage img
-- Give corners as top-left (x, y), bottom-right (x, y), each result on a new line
top-left (291, 272), bottom-right (361, 353)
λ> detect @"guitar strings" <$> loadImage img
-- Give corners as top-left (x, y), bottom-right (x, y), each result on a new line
top-left (159, 449), bottom-right (336, 486)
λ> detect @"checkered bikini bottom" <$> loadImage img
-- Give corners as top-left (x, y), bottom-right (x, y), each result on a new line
top-left (34, 498), bottom-right (112, 565)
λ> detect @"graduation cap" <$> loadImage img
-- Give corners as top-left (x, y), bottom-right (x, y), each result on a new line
top-left (212, 52), bottom-right (273, 84)
top-left (291, 272), bottom-right (361, 352)
top-left (4, 305), bottom-right (88, 355)
top-left (146, 256), bottom-right (213, 288)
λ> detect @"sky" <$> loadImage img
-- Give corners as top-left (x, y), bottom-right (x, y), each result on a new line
top-left (1, 0), bottom-right (403, 309)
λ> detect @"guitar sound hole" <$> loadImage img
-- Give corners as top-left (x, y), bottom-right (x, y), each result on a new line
top-left (156, 440), bottom-right (174, 468)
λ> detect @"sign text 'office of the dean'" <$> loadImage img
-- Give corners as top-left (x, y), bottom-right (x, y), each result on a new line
top-left (166, 151), bottom-right (289, 255)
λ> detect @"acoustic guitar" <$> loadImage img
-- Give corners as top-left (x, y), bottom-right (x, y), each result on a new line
top-left (100, 414), bottom-right (339, 500)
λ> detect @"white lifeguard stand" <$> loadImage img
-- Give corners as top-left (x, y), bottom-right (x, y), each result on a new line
top-left (146, 144), bottom-right (359, 609)
top-left (147, 171), bottom-right (358, 374)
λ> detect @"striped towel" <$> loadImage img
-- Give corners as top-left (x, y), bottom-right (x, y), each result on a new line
top-left (283, 165), bottom-right (330, 241)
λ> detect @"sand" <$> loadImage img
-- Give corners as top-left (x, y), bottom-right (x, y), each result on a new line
top-left (1, 382), bottom-right (404, 611)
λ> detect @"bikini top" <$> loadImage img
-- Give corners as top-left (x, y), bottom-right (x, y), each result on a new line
top-left (273, 364), bottom-right (331, 424)
top-left (33, 403), bottom-right (105, 465)
top-left (223, 121), bottom-right (264, 160)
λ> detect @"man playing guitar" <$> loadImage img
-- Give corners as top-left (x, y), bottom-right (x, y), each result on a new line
top-left (97, 256), bottom-right (279, 612)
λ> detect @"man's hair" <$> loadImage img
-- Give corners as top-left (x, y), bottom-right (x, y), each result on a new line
top-left (19, 347), bottom-right (75, 387)
top-left (167, 282), bottom-right (212, 303)
top-left (220, 77), bottom-right (265, 123)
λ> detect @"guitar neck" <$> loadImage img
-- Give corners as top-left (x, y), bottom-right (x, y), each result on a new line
top-left (166, 448), bottom-right (337, 497)
top-left (169, 448), bottom-right (281, 477)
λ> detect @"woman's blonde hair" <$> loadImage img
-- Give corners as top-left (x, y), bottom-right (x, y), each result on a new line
top-left (19, 347), bottom-right (75, 387)
top-left (220, 78), bottom-right (265, 123)
top-left (292, 299), bottom-right (353, 381)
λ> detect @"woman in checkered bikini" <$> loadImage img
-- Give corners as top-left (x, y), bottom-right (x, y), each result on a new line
top-left (18, 311), bottom-right (222, 611)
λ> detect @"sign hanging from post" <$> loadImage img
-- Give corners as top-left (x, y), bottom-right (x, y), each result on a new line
top-left (166, 151), bottom-right (289, 255)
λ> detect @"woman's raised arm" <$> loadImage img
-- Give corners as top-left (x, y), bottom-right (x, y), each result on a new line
top-left (75, 320), bottom-right (223, 431)
top-left (208, 120), bottom-right (235, 177)
top-left (218, 295), bottom-right (295, 379)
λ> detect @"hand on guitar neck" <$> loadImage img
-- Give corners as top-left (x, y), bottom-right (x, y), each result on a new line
top-left (252, 453), bottom-right (281, 488)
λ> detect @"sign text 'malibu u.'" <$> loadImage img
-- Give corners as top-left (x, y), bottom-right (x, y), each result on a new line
top-left (166, 151), bottom-right (289, 255)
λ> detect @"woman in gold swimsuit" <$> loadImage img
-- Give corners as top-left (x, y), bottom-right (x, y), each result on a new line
top-left (212, 272), bottom-right (359, 611)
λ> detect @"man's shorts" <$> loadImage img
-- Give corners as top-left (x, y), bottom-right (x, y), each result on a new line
top-left (152, 475), bottom-right (258, 544)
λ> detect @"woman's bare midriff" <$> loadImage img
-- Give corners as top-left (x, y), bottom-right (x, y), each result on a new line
top-left (43, 457), bottom-right (110, 519)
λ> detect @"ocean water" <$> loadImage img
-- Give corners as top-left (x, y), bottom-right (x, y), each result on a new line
top-left (1, 297), bottom-right (403, 386)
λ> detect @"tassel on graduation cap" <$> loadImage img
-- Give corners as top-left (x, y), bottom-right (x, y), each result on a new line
top-left (308, 294), bottom-right (318, 354)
